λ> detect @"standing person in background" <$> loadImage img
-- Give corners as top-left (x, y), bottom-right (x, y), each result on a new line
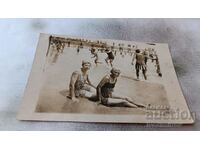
top-left (105, 48), bottom-right (115, 67)
top-left (90, 47), bottom-right (102, 66)
top-left (151, 53), bottom-right (162, 77)
top-left (132, 49), bottom-right (147, 80)
top-left (143, 49), bottom-right (149, 65)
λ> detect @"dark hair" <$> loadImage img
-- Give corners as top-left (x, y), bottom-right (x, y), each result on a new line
top-left (136, 49), bottom-right (140, 53)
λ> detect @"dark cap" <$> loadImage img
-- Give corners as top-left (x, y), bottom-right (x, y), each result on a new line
top-left (110, 68), bottom-right (121, 75)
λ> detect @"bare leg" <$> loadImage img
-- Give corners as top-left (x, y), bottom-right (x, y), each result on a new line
top-left (135, 64), bottom-right (140, 80)
top-left (110, 59), bottom-right (113, 67)
top-left (84, 91), bottom-right (96, 98)
top-left (106, 98), bottom-right (138, 108)
top-left (136, 69), bottom-right (139, 80)
top-left (81, 85), bottom-right (96, 99)
top-left (95, 61), bottom-right (98, 67)
top-left (142, 69), bottom-right (147, 80)
top-left (112, 92), bottom-right (146, 108)
top-left (125, 97), bottom-right (146, 108)
top-left (89, 86), bottom-right (96, 94)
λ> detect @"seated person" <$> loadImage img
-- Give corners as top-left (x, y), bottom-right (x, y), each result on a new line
top-left (97, 68), bottom-right (145, 108)
top-left (68, 61), bottom-right (96, 102)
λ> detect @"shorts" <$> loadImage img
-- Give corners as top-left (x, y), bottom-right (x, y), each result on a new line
top-left (135, 63), bottom-right (146, 71)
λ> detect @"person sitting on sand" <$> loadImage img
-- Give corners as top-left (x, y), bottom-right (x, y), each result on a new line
top-left (67, 61), bottom-right (96, 102)
top-left (97, 68), bottom-right (145, 108)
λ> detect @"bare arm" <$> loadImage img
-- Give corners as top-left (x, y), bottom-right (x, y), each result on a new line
top-left (97, 76), bottom-right (109, 101)
top-left (150, 54), bottom-right (157, 61)
top-left (69, 71), bottom-right (79, 99)
top-left (91, 54), bottom-right (95, 58)
top-left (91, 53), bottom-right (97, 58)
top-left (131, 52), bottom-right (136, 65)
top-left (87, 75), bottom-right (96, 89)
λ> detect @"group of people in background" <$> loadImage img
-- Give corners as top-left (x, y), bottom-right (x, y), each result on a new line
top-left (88, 45), bottom-right (162, 80)
top-left (65, 41), bottom-right (163, 108)
top-left (50, 37), bottom-right (162, 81)
top-left (50, 36), bottom-right (162, 81)
top-left (48, 37), bottom-right (162, 108)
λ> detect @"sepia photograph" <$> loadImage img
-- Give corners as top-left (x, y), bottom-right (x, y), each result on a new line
top-left (36, 35), bottom-right (168, 114)
top-left (17, 33), bottom-right (194, 124)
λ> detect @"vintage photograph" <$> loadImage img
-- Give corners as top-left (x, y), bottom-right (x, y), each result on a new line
top-left (36, 35), bottom-right (168, 114)
top-left (17, 33), bottom-right (194, 124)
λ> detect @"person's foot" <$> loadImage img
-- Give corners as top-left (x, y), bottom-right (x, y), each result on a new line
top-left (144, 76), bottom-right (147, 80)
top-left (158, 73), bottom-right (162, 77)
top-left (136, 103), bottom-right (146, 108)
top-left (131, 62), bottom-right (134, 65)
top-left (71, 97), bottom-right (79, 102)
top-left (66, 95), bottom-right (71, 99)
top-left (66, 96), bottom-right (79, 102)
top-left (130, 104), bottom-right (138, 108)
